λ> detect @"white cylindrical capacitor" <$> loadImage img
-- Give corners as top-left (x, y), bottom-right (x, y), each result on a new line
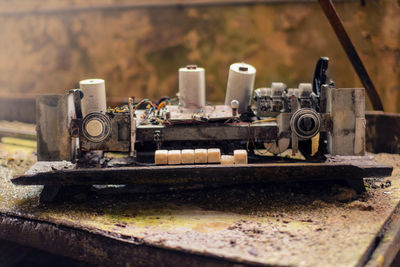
top-left (224, 62), bottom-right (256, 114)
top-left (178, 65), bottom-right (205, 108)
top-left (79, 79), bottom-right (107, 117)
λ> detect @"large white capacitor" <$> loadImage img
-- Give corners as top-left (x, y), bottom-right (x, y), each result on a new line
top-left (225, 62), bottom-right (256, 114)
top-left (79, 79), bottom-right (107, 117)
top-left (178, 65), bottom-right (205, 108)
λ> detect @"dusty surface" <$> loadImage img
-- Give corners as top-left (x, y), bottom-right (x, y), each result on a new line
top-left (0, 124), bottom-right (399, 266)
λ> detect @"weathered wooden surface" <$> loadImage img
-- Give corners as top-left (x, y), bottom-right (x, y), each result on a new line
top-left (0, 0), bottom-right (399, 113)
top-left (366, 205), bottom-right (400, 267)
top-left (0, 123), bottom-right (400, 266)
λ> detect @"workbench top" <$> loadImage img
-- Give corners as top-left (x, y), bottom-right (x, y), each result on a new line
top-left (0, 127), bottom-right (399, 266)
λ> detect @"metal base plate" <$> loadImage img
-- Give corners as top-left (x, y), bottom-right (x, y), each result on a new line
top-left (12, 157), bottom-right (392, 190)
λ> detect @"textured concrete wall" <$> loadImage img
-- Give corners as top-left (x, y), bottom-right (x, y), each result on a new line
top-left (0, 0), bottom-right (399, 112)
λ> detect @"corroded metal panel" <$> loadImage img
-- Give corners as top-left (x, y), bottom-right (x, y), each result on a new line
top-left (36, 94), bottom-right (77, 161)
top-left (328, 88), bottom-right (365, 156)
top-left (12, 159), bottom-right (392, 186)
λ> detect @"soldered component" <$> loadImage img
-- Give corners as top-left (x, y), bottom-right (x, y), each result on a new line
top-left (253, 87), bottom-right (272, 116)
top-left (178, 65), bottom-right (205, 108)
top-left (253, 83), bottom-right (286, 117)
top-left (231, 100), bottom-right (239, 117)
top-left (298, 83), bottom-right (317, 108)
top-left (225, 63), bottom-right (256, 114)
top-left (271, 82), bottom-right (286, 112)
top-left (79, 79), bottom-right (107, 116)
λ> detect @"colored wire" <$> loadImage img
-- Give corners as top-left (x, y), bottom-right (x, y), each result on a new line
top-left (158, 101), bottom-right (166, 110)
top-left (251, 118), bottom-right (277, 124)
top-left (133, 99), bottom-right (156, 112)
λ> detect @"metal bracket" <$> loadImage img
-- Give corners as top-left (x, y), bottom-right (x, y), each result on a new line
top-left (70, 119), bottom-right (81, 138)
top-left (290, 95), bottom-right (300, 155)
top-left (128, 97), bottom-right (136, 158)
top-left (154, 130), bottom-right (162, 150)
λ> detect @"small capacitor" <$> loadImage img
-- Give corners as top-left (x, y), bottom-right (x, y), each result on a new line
top-left (231, 100), bottom-right (239, 117)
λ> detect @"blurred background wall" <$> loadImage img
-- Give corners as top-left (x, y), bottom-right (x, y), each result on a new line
top-left (0, 0), bottom-right (399, 120)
